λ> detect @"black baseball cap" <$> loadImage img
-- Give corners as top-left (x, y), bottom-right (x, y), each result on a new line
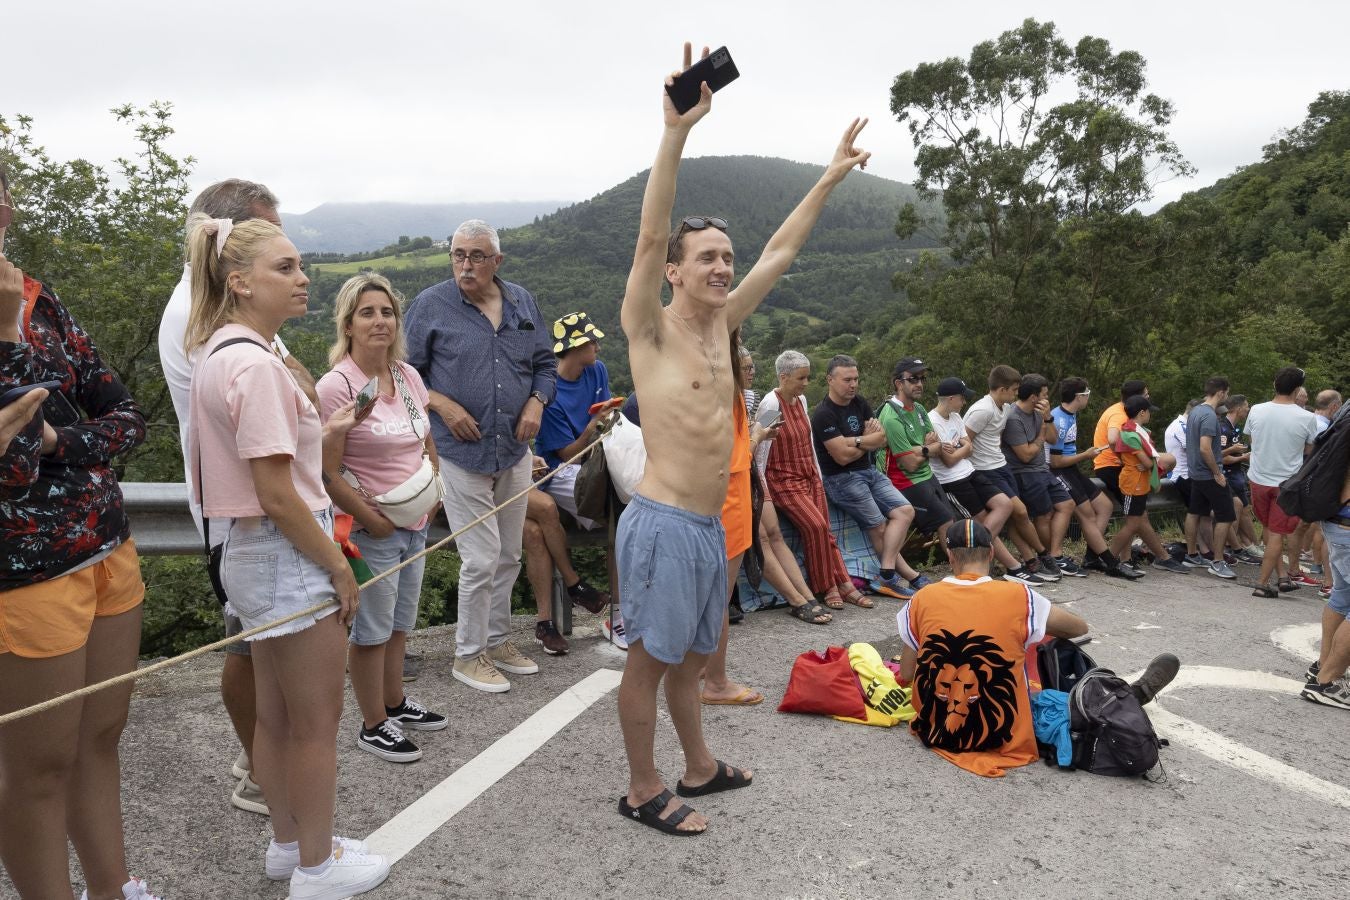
top-left (1124, 395), bottom-right (1160, 417)
top-left (892, 356), bottom-right (928, 379)
top-left (945, 518), bottom-right (993, 550)
top-left (936, 377), bottom-right (976, 399)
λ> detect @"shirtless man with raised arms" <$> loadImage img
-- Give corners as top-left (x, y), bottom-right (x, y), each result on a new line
top-left (616, 43), bottom-right (870, 835)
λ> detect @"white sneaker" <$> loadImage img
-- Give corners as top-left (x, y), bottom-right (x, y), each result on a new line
top-left (601, 615), bottom-right (629, 651)
top-left (487, 639), bottom-right (539, 675)
top-left (231, 771), bottom-right (270, 816)
top-left (231, 749), bottom-right (250, 780)
top-left (288, 845), bottom-right (390, 899)
top-left (80, 877), bottom-right (161, 900)
top-left (266, 836), bottom-right (370, 880)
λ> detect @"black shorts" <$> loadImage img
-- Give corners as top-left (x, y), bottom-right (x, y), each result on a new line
top-left (1120, 493), bottom-right (1149, 518)
top-left (1227, 471), bottom-right (1251, 507)
top-left (898, 478), bottom-right (955, 535)
top-left (941, 471), bottom-right (1003, 519)
top-left (1015, 470), bottom-right (1073, 519)
top-left (1054, 465), bottom-right (1102, 505)
top-left (1096, 465), bottom-right (1124, 505)
top-left (982, 465), bottom-right (1020, 499)
top-left (1187, 477), bottom-right (1237, 523)
top-left (1173, 476), bottom-right (1192, 507)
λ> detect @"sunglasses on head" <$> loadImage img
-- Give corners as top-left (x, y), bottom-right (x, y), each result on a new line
top-left (677, 215), bottom-right (729, 234)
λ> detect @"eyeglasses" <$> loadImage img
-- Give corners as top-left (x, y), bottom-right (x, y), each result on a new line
top-left (676, 215), bottom-right (729, 238)
top-left (902, 375), bottom-right (926, 384)
top-left (451, 249), bottom-right (494, 265)
top-left (1076, 389), bottom-right (1091, 397)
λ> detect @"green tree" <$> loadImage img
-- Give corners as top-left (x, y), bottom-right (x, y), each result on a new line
top-left (1, 102), bottom-right (193, 480)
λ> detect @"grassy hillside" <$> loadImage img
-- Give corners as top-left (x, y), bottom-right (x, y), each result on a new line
top-left (295, 155), bottom-right (943, 391)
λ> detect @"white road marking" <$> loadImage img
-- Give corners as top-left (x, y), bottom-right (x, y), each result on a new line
top-left (1144, 664), bottom-right (1350, 810)
top-left (1270, 622), bottom-right (1321, 663)
top-left (1132, 623), bottom-right (1162, 630)
top-left (364, 668), bottom-right (623, 865)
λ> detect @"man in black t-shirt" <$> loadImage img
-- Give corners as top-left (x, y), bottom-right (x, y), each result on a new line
top-left (812, 355), bottom-right (930, 598)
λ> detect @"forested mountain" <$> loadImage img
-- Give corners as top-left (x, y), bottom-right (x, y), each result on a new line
top-left (282, 200), bottom-right (569, 253)
top-left (293, 156), bottom-right (946, 390)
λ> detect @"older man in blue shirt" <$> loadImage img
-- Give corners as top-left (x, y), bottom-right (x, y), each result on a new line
top-left (405, 219), bottom-right (557, 693)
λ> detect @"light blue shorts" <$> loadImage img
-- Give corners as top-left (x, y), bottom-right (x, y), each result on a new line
top-left (349, 525), bottom-right (428, 645)
top-left (220, 509), bottom-right (339, 641)
top-left (616, 494), bottom-right (726, 665)
top-left (1321, 521), bottom-right (1350, 618)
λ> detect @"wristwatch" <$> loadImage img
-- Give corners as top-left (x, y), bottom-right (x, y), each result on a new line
top-left (854, 436), bottom-right (863, 449)
top-left (530, 390), bottom-right (550, 407)
top-left (921, 445), bottom-right (930, 459)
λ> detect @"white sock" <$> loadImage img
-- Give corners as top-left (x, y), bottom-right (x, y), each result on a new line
top-left (271, 839), bottom-right (299, 852)
top-left (297, 852), bottom-right (335, 877)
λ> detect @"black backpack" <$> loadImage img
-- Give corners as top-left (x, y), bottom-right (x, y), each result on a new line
top-left (1068, 668), bottom-right (1163, 778)
top-left (1037, 637), bottom-right (1098, 693)
top-left (1278, 410), bottom-right (1350, 522)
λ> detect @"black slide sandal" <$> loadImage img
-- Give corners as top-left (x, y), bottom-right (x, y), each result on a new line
top-left (676, 760), bottom-right (753, 797)
top-left (787, 601), bottom-right (832, 625)
top-left (618, 789), bottom-right (704, 836)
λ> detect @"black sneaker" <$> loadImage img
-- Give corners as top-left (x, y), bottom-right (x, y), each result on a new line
top-left (1003, 567), bottom-right (1048, 587)
top-left (1033, 556), bottom-right (1062, 582)
top-left (568, 579), bottom-right (610, 614)
top-left (386, 696), bottom-right (448, 732)
top-left (1055, 556), bottom-right (1087, 578)
top-left (358, 720), bottom-right (422, 763)
top-left (1306, 660), bottom-right (1320, 682)
top-left (1129, 653), bottom-right (1180, 706)
top-left (1081, 556), bottom-right (1110, 573)
top-left (1105, 562), bottom-right (1143, 581)
top-left (534, 619), bottom-right (569, 655)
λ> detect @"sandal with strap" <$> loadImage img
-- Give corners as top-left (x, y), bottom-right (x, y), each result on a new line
top-left (787, 600), bottom-right (832, 625)
top-left (618, 789), bottom-right (704, 836)
top-left (821, 589), bottom-right (845, 610)
top-left (839, 583), bottom-right (875, 609)
top-left (676, 760), bottom-right (753, 797)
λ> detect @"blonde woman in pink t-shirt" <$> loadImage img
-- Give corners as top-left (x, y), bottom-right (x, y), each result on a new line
top-left (184, 217), bottom-right (388, 899)
top-left (316, 274), bottom-right (447, 765)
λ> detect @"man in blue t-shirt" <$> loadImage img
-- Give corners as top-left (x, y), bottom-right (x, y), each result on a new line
top-left (1182, 376), bottom-right (1238, 580)
top-left (535, 311), bottom-right (612, 529)
top-left (1048, 377), bottom-right (1118, 575)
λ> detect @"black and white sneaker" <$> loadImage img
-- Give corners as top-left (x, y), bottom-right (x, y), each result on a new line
top-left (386, 696), bottom-right (448, 732)
top-left (1003, 567), bottom-right (1047, 587)
top-left (357, 720), bottom-right (422, 763)
top-left (1301, 676), bottom-right (1350, 711)
top-left (1305, 660), bottom-right (1320, 682)
top-left (1081, 556), bottom-right (1110, 573)
top-left (1055, 556), bottom-right (1088, 578)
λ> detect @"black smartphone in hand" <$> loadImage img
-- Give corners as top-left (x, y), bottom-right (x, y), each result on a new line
top-left (666, 46), bottom-right (740, 114)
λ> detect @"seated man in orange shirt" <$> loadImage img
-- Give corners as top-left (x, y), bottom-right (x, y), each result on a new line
top-left (898, 519), bottom-right (1179, 777)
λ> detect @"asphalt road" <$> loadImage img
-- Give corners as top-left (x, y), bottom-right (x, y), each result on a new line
top-left (6, 561), bottom-right (1349, 899)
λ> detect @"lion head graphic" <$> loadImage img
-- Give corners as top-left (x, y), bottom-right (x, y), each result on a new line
top-left (912, 629), bottom-right (1020, 753)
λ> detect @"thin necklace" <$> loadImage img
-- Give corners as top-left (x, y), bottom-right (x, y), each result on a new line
top-left (665, 305), bottom-right (721, 380)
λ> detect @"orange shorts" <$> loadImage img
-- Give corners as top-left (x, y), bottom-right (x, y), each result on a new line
top-left (722, 468), bottom-right (754, 560)
top-left (0, 540), bottom-right (145, 659)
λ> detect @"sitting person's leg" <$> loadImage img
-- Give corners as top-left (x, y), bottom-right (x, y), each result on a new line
top-left (528, 488), bottom-right (608, 613)
top-left (774, 480), bottom-right (853, 606)
top-left (522, 503), bottom-right (569, 655)
top-left (760, 502), bottom-right (829, 621)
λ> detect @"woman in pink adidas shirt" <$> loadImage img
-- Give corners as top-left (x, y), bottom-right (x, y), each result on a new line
top-left (316, 274), bottom-right (447, 766)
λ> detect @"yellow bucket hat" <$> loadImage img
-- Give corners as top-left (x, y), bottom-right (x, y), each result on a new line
top-left (551, 311), bottom-right (605, 354)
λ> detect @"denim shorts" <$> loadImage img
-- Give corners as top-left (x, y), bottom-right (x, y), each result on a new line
top-left (617, 494), bottom-right (726, 665)
top-left (823, 467), bottom-right (910, 530)
top-left (1321, 521), bottom-right (1350, 617)
top-left (349, 525), bottom-right (428, 646)
top-left (220, 508), bottom-right (339, 642)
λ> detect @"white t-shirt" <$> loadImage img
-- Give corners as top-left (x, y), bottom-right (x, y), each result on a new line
top-left (1245, 400), bottom-right (1319, 487)
top-left (928, 409), bottom-right (975, 484)
top-left (1163, 415), bottom-right (1188, 481)
top-left (158, 265), bottom-right (289, 532)
top-left (963, 394), bottom-right (1008, 471)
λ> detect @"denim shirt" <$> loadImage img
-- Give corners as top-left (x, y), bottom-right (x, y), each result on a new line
top-left (404, 276), bottom-right (556, 475)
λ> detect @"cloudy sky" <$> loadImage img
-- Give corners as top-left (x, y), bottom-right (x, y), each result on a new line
top-left (8, 1), bottom-right (1347, 215)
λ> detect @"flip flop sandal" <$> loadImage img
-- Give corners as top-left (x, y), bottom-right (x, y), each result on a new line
top-left (618, 789), bottom-right (704, 836)
top-left (700, 687), bottom-right (764, 706)
top-left (821, 590), bottom-right (845, 610)
top-left (787, 601), bottom-right (832, 624)
top-left (676, 760), bottom-right (753, 798)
